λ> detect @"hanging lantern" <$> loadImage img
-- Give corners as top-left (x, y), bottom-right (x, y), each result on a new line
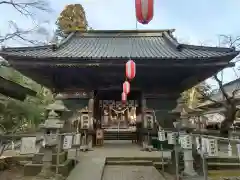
top-left (135, 0), bottom-right (154, 24)
top-left (123, 81), bottom-right (130, 94)
top-left (125, 60), bottom-right (136, 80)
top-left (121, 92), bottom-right (127, 103)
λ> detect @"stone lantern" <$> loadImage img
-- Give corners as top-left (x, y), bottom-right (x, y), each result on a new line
top-left (170, 97), bottom-right (198, 177)
top-left (34, 100), bottom-right (69, 180)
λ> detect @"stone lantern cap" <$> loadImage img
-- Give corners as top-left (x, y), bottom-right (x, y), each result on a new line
top-left (46, 100), bottom-right (69, 111)
top-left (169, 97), bottom-right (185, 114)
top-left (39, 110), bottom-right (64, 129)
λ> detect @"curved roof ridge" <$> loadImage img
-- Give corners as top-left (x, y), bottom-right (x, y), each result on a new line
top-left (71, 29), bottom-right (175, 34)
top-left (162, 31), bottom-right (181, 50)
top-left (181, 44), bottom-right (237, 53)
top-left (56, 32), bottom-right (76, 49)
top-left (1, 44), bottom-right (52, 52)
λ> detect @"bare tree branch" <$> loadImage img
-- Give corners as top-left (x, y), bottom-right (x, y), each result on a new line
top-left (0, 21), bottom-right (49, 45)
top-left (219, 34), bottom-right (240, 48)
top-left (0, 0), bottom-right (51, 18)
top-left (213, 75), bottom-right (232, 103)
top-left (0, 0), bottom-right (52, 45)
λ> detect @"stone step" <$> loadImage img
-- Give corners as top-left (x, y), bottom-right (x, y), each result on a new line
top-left (208, 162), bottom-right (240, 170)
top-left (24, 159), bottom-right (75, 176)
top-left (19, 160), bottom-right (31, 166)
top-left (106, 156), bottom-right (169, 162)
top-left (32, 151), bottom-right (67, 165)
top-left (106, 160), bottom-right (153, 166)
top-left (207, 157), bottom-right (240, 163)
top-left (153, 162), bottom-right (170, 170)
top-left (104, 132), bottom-right (136, 140)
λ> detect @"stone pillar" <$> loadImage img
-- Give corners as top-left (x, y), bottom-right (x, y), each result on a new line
top-left (39, 148), bottom-right (53, 177)
top-left (179, 102), bottom-right (197, 177)
top-left (182, 135), bottom-right (197, 176)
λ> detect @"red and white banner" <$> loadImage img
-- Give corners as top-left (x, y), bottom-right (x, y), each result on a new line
top-left (135, 0), bottom-right (154, 24)
top-left (123, 81), bottom-right (130, 94)
top-left (125, 60), bottom-right (136, 80)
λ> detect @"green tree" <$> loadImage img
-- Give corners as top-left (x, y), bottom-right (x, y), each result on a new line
top-left (0, 66), bottom-right (53, 133)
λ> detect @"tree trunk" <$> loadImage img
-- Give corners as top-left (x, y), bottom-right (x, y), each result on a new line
top-left (221, 104), bottom-right (236, 137)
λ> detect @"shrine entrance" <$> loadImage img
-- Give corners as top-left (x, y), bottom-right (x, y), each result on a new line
top-left (93, 89), bottom-right (142, 140)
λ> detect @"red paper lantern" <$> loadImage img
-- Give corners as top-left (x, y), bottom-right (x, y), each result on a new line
top-left (121, 92), bottom-right (127, 102)
top-left (135, 0), bottom-right (154, 24)
top-left (123, 81), bottom-right (130, 94)
top-left (125, 60), bottom-right (136, 80)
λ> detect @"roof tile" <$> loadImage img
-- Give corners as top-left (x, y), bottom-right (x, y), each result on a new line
top-left (0, 30), bottom-right (238, 59)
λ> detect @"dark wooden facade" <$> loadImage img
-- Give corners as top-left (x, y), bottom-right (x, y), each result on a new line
top-left (0, 29), bottom-right (238, 126)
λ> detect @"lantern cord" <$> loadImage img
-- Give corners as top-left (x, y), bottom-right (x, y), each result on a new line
top-left (135, 18), bottom-right (138, 30)
top-left (128, 27), bottom-right (136, 60)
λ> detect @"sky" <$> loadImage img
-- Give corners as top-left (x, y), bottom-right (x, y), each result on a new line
top-left (0, 0), bottom-right (240, 86)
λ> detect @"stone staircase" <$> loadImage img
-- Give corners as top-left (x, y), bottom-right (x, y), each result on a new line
top-left (105, 157), bottom-right (169, 169)
top-left (104, 130), bottom-right (136, 140)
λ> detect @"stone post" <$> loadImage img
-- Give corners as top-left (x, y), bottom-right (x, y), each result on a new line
top-left (180, 109), bottom-right (197, 177)
top-left (87, 97), bottom-right (94, 150)
top-left (181, 134), bottom-right (197, 176)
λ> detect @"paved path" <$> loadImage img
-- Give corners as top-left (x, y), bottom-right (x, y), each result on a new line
top-left (66, 140), bottom-right (171, 180)
top-left (66, 157), bottom-right (105, 180)
top-left (102, 165), bottom-right (165, 180)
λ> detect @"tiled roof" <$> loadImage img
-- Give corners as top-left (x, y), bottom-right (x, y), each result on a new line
top-left (0, 30), bottom-right (239, 60)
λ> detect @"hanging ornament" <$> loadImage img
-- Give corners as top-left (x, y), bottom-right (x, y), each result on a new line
top-left (11, 141), bottom-right (15, 150)
top-left (158, 130), bottom-right (166, 141)
top-left (125, 60), bottom-right (136, 80)
top-left (196, 137), bottom-right (201, 154)
top-left (201, 137), bottom-right (208, 154)
top-left (181, 135), bottom-right (192, 149)
top-left (236, 144), bottom-right (240, 159)
top-left (121, 92), bottom-right (127, 103)
top-left (228, 143), bottom-right (232, 157)
top-left (167, 132), bottom-right (176, 145)
top-left (207, 138), bottom-right (218, 157)
top-left (135, 0), bottom-right (154, 24)
top-left (123, 81), bottom-right (130, 94)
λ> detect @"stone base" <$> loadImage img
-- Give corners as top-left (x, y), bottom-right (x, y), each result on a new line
top-left (32, 151), bottom-right (68, 165)
top-left (24, 159), bottom-right (75, 177)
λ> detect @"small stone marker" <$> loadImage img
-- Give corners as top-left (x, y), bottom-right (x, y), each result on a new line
top-left (20, 137), bottom-right (37, 155)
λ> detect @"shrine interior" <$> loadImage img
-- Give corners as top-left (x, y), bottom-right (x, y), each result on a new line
top-left (93, 89), bottom-right (142, 130)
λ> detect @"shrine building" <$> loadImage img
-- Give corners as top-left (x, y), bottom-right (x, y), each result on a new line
top-left (0, 29), bottom-right (238, 143)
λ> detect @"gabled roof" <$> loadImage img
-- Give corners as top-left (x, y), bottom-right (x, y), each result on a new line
top-left (0, 29), bottom-right (238, 60)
